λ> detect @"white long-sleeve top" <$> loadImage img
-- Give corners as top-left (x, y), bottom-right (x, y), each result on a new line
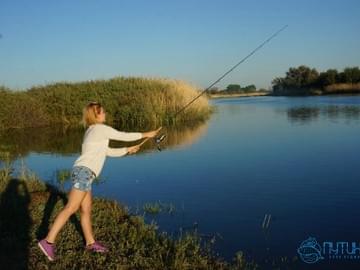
top-left (73, 123), bottom-right (143, 176)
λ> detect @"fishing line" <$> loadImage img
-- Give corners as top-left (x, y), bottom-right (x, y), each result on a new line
top-left (173, 25), bottom-right (288, 118)
top-left (149, 25), bottom-right (288, 151)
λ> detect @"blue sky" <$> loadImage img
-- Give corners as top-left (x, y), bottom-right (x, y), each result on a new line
top-left (1, 0), bottom-right (359, 90)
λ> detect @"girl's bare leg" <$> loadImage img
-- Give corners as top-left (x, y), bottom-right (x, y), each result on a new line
top-left (80, 191), bottom-right (96, 245)
top-left (46, 188), bottom-right (87, 243)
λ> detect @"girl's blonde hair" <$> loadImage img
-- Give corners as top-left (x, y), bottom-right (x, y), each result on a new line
top-left (82, 101), bottom-right (103, 127)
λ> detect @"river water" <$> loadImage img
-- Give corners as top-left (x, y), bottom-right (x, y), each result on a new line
top-left (2, 95), bottom-right (360, 268)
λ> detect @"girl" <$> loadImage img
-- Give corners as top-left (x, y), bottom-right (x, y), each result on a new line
top-left (38, 101), bottom-right (161, 261)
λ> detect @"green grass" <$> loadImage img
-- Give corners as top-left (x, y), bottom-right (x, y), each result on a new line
top-left (0, 77), bottom-right (212, 130)
top-left (142, 201), bottom-right (176, 215)
top-left (0, 159), bottom-right (257, 270)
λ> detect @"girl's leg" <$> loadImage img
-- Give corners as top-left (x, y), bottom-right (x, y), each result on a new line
top-left (46, 188), bottom-right (87, 243)
top-left (80, 191), bottom-right (96, 246)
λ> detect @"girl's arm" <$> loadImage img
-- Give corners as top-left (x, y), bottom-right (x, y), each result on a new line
top-left (106, 144), bottom-right (140, 157)
top-left (103, 125), bottom-right (162, 141)
top-left (102, 125), bottom-right (143, 142)
top-left (106, 147), bottom-right (128, 157)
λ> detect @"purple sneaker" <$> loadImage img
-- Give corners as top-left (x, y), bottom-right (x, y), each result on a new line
top-left (85, 241), bottom-right (108, 253)
top-left (38, 239), bottom-right (55, 261)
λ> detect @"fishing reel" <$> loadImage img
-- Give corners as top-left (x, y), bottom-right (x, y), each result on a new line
top-left (139, 132), bottom-right (166, 152)
top-left (154, 134), bottom-right (166, 151)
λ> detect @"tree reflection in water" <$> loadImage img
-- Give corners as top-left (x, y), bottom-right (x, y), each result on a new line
top-left (285, 105), bottom-right (360, 124)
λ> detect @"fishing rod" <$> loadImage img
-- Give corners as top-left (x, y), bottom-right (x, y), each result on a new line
top-left (174, 24), bottom-right (288, 118)
top-left (150, 25), bottom-right (288, 151)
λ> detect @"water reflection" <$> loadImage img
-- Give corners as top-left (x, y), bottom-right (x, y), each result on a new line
top-left (0, 121), bottom-right (208, 159)
top-left (0, 125), bottom-right (83, 159)
top-left (282, 105), bottom-right (360, 124)
top-left (1, 96), bottom-right (360, 265)
top-left (286, 107), bottom-right (320, 124)
top-left (111, 123), bottom-right (208, 152)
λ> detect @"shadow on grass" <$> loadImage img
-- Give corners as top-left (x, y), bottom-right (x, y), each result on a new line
top-left (36, 183), bottom-right (84, 243)
top-left (0, 178), bottom-right (31, 269)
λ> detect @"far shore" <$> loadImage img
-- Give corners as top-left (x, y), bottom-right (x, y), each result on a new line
top-left (209, 89), bottom-right (360, 98)
top-left (208, 92), bottom-right (270, 99)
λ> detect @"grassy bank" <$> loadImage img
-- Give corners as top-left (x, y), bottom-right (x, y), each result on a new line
top-left (0, 158), bottom-right (257, 270)
top-left (0, 77), bottom-right (212, 130)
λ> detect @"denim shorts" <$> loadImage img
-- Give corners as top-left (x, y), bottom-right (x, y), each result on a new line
top-left (71, 166), bottom-right (96, 191)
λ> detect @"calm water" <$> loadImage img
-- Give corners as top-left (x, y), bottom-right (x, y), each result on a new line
top-left (3, 95), bottom-right (360, 268)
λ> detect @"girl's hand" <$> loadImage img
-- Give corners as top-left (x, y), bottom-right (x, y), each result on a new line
top-left (127, 145), bottom-right (140, 154)
top-left (143, 127), bottom-right (162, 138)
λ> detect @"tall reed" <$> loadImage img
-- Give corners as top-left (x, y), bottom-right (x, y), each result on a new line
top-left (0, 77), bottom-right (212, 130)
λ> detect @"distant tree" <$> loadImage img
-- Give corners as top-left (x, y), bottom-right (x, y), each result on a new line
top-left (272, 65), bottom-right (319, 94)
top-left (272, 77), bottom-right (285, 94)
top-left (272, 65), bottom-right (360, 95)
top-left (208, 87), bottom-right (219, 94)
top-left (342, 67), bottom-right (360, 83)
top-left (284, 65), bottom-right (319, 88)
top-left (242, 84), bottom-right (256, 93)
top-left (318, 69), bottom-right (338, 86)
top-left (226, 84), bottom-right (241, 93)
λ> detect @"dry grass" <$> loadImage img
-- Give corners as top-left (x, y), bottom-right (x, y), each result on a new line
top-left (324, 83), bottom-right (360, 93)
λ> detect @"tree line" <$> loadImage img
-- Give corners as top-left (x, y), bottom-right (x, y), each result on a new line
top-left (208, 84), bottom-right (265, 95)
top-left (272, 66), bottom-right (360, 95)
